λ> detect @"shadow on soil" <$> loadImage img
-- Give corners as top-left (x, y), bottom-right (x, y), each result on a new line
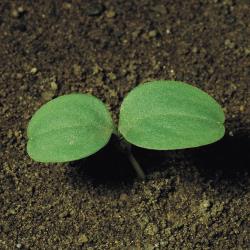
top-left (67, 131), bottom-right (249, 188)
top-left (67, 136), bottom-right (136, 188)
top-left (192, 132), bottom-right (250, 182)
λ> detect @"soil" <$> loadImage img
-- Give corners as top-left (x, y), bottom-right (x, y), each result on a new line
top-left (0, 1), bottom-right (249, 249)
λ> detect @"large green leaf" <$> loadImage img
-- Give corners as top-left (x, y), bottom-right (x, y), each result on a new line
top-left (27, 94), bottom-right (114, 162)
top-left (118, 80), bottom-right (225, 150)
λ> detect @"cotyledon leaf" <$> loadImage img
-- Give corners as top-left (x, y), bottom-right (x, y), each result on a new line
top-left (27, 94), bottom-right (114, 162)
top-left (118, 80), bottom-right (225, 150)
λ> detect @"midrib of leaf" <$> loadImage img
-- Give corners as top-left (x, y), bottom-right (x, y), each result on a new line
top-left (120, 112), bottom-right (223, 134)
top-left (29, 123), bottom-right (111, 141)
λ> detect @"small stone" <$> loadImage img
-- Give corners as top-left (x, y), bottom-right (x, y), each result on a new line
top-left (62, 2), bottom-right (72, 10)
top-left (16, 73), bottom-right (23, 79)
top-left (14, 130), bottom-right (20, 138)
top-left (11, 9), bottom-right (19, 18)
top-left (106, 10), bottom-right (116, 18)
top-left (17, 6), bottom-right (25, 13)
top-left (73, 64), bottom-right (82, 77)
top-left (225, 39), bottom-right (235, 49)
top-left (244, 48), bottom-right (250, 55)
top-left (152, 4), bottom-right (167, 15)
top-left (16, 243), bottom-right (22, 248)
top-left (78, 234), bottom-right (88, 244)
top-left (148, 30), bottom-right (158, 38)
top-left (239, 105), bottom-right (244, 112)
top-left (139, 216), bottom-right (149, 230)
top-left (119, 193), bottom-right (128, 201)
top-left (7, 129), bottom-right (13, 139)
top-left (30, 67), bottom-right (38, 74)
top-left (41, 91), bottom-right (54, 101)
top-left (144, 223), bottom-right (158, 236)
top-left (50, 81), bottom-right (58, 90)
top-left (166, 28), bottom-right (171, 34)
top-left (107, 72), bottom-right (116, 80)
top-left (200, 199), bottom-right (212, 211)
top-left (85, 3), bottom-right (105, 16)
top-left (192, 47), bottom-right (198, 53)
top-left (145, 243), bottom-right (155, 250)
top-left (92, 64), bottom-right (102, 75)
top-left (11, 7), bottom-right (25, 18)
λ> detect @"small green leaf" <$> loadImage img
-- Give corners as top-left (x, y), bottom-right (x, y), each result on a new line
top-left (118, 80), bottom-right (225, 150)
top-left (27, 94), bottom-right (114, 162)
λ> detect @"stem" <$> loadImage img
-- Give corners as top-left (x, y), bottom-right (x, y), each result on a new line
top-left (113, 129), bottom-right (146, 180)
top-left (127, 152), bottom-right (146, 180)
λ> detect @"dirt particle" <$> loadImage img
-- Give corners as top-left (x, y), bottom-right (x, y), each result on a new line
top-left (62, 2), bottom-right (72, 10)
top-left (41, 91), bottom-right (54, 101)
top-left (200, 199), bottom-right (212, 211)
top-left (239, 105), bottom-right (245, 112)
top-left (16, 243), bottom-right (22, 248)
top-left (73, 64), bottom-right (83, 77)
top-left (11, 6), bottom-right (25, 18)
top-left (16, 73), bottom-right (23, 79)
top-left (119, 193), bottom-right (129, 201)
top-left (148, 30), bottom-right (158, 38)
top-left (144, 223), bottom-right (158, 236)
top-left (225, 39), bottom-right (235, 49)
top-left (192, 47), bottom-right (198, 53)
top-left (78, 234), bottom-right (88, 244)
top-left (106, 10), bottom-right (116, 18)
top-left (11, 9), bottom-right (19, 18)
top-left (244, 48), bottom-right (250, 55)
top-left (30, 67), bottom-right (38, 75)
top-left (50, 81), bottom-right (58, 91)
top-left (107, 72), bottom-right (117, 81)
top-left (7, 129), bottom-right (13, 139)
top-left (151, 4), bottom-right (167, 15)
top-left (85, 3), bottom-right (105, 16)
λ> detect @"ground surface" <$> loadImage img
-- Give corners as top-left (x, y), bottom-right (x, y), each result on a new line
top-left (0, 0), bottom-right (249, 249)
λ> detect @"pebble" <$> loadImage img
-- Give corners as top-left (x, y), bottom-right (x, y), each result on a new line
top-left (107, 72), bottom-right (117, 81)
top-left (16, 243), bottom-right (22, 248)
top-left (144, 223), bottom-right (158, 236)
top-left (225, 39), bottom-right (235, 49)
top-left (50, 81), bottom-right (58, 90)
top-left (11, 6), bottom-right (25, 18)
top-left (239, 105), bottom-right (245, 112)
top-left (192, 47), bottom-right (198, 53)
top-left (16, 73), bottom-right (23, 79)
top-left (62, 2), bottom-right (72, 10)
top-left (166, 28), bottom-right (171, 34)
top-left (73, 64), bottom-right (82, 77)
top-left (148, 30), bottom-right (158, 38)
top-left (106, 10), bottom-right (116, 18)
top-left (200, 199), bottom-right (212, 211)
top-left (41, 91), bottom-right (54, 101)
top-left (78, 234), bottom-right (88, 244)
top-left (152, 4), bottom-right (167, 15)
top-left (30, 67), bottom-right (38, 74)
top-left (85, 3), bottom-right (105, 16)
top-left (244, 48), bottom-right (250, 55)
top-left (7, 129), bottom-right (13, 139)
top-left (119, 193), bottom-right (128, 201)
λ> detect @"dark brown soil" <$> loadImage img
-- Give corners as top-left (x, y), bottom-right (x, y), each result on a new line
top-left (0, 1), bottom-right (249, 249)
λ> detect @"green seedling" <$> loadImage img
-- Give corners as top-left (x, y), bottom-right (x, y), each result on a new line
top-left (27, 80), bottom-right (225, 179)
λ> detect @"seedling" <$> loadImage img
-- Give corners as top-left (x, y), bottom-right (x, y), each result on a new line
top-left (27, 80), bottom-right (225, 179)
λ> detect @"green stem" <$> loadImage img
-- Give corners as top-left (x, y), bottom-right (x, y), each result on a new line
top-left (113, 129), bottom-right (146, 180)
top-left (127, 152), bottom-right (146, 180)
